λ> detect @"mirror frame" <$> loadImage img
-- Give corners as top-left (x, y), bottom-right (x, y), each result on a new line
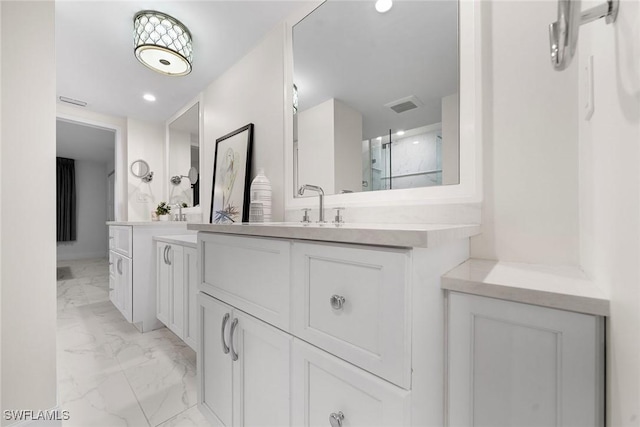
top-left (283, 0), bottom-right (482, 212)
top-left (165, 94), bottom-right (204, 210)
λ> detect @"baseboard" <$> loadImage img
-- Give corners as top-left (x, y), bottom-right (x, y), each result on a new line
top-left (5, 406), bottom-right (64, 427)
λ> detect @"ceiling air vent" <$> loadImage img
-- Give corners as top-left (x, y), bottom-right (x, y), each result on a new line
top-left (385, 95), bottom-right (423, 114)
top-left (59, 96), bottom-right (87, 107)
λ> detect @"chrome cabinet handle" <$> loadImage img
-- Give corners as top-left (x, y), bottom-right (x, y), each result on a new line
top-left (162, 246), bottom-right (167, 264)
top-left (117, 258), bottom-right (122, 275)
top-left (329, 412), bottom-right (344, 427)
top-left (166, 245), bottom-right (172, 266)
top-left (229, 318), bottom-right (239, 361)
top-left (330, 295), bottom-right (345, 310)
top-left (221, 313), bottom-right (230, 354)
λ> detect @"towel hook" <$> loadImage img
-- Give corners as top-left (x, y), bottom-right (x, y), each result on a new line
top-left (549, 0), bottom-right (619, 71)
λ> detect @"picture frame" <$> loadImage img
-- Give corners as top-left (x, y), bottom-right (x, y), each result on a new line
top-left (210, 123), bottom-right (254, 223)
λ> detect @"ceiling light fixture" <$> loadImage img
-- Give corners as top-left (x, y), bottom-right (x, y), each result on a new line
top-left (133, 10), bottom-right (193, 76)
top-left (293, 84), bottom-right (299, 114)
top-left (143, 93), bottom-right (156, 102)
top-left (375, 0), bottom-right (393, 14)
top-left (396, 130), bottom-right (405, 136)
top-left (58, 96), bottom-right (87, 107)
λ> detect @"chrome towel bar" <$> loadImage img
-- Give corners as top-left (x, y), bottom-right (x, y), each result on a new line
top-left (549, 0), bottom-right (618, 71)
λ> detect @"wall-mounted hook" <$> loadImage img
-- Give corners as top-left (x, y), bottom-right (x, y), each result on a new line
top-left (549, 0), bottom-right (618, 71)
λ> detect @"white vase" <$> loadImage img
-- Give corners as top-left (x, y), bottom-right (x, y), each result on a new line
top-left (250, 168), bottom-right (272, 222)
top-left (158, 214), bottom-right (171, 221)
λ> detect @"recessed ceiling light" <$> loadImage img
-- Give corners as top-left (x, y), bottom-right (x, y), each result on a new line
top-left (396, 130), bottom-right (405, 136)
top-left (377, 136), bottom-right (382, 141)
top-left (413, 140), bottom-right (420, 145)
top-left (375, 0), bottom-right (393, 13)
top-left (143, 93), bottom-right (156, 102)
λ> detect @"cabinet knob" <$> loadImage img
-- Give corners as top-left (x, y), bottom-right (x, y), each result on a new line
top-left (330, 295), bottom-right (345, 310)
top-left (329, 411), bottom-right (344, 427)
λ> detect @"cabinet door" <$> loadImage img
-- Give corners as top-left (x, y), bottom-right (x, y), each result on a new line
top-left (169, 244), bottom-right (184, 338)
top-left (198, 293), bottom-right (234, 426)
top-left (231, 310), bottom-right (292, 427)
top-left (115, 254), bottom-right (132, 322)
top-left (184, 246), bottom-right (198, 350)
top-left (109, 251), bottom-right (117, 308)
top-left (447, 292), bottom-right (604, 427)
top-left (156, 242), bottom-right (171, 326)
top-left (292, 339), bottom-right (410, 427)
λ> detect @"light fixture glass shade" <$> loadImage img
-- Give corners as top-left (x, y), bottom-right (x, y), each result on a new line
top-left (293, 84), bottom-right (298, 114)
top-left (134, 10), bottom-right (192, 76)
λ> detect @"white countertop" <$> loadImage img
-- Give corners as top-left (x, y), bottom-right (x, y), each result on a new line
top-left (153, 234), bottom-right (198, 248)
top-left (107, 221), bottom-right (191, 227)
top-left (187, 222), bottom-right (480, 248)
top-left (442, 259), bottom-right (609, 316)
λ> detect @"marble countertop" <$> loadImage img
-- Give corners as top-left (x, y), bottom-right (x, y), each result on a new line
top-left (187, 222), bottom-right (480, 248)
top-left (442, 259), bottom-right (609, 316)
top-left (153, 234), bottom-right (198, 248)
top-left (107, 221), bottom-right (191, 226)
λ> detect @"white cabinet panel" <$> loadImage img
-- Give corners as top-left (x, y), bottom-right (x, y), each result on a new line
top-left (198, 292), bottom-right (292, 427)
top-left (292, 339), bottom-right (410, 427)
top-left (156, 243), bottom-right (170, 326)
top-left (199, 294), bottom-right (233, 426)
top-left (292, 242), bottom-right (411, 389)
top-left (109, 225), bottom-right (132, 257)
top-left (184, 246), bottom-right (199, 350)
top-left (110, 251), bottom-right (132, 322)
top-left (447, 292), bottom-right (604, 427)
top-left (201, 234), bottom-right (291, 330)
top-left (169, 244), bottom-right (184, 337)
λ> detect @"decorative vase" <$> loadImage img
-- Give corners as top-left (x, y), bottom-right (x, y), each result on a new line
top-left (158, 214), bottom-right (171, 221)
top-left (250, 168), bottom-right (272, 222)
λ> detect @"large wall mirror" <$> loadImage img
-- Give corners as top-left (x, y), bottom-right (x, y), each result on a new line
top-left (293, 0), bottom-right (459, 197)
top-left (167, 101), bottom-right (200, 207)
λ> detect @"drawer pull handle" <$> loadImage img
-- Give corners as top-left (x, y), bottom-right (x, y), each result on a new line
top-left (330, 295), bottom-right (346, 310)
top-left (230, 318), bottom-right (239, 361)
top-left (329, 412), bottom-right (344, 427)
top-left (221, 313), bottom-right (230, 354)
top-left (117, 259), bottom-right (122, 275)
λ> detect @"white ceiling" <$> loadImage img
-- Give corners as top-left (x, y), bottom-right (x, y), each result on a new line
top-left (56, 1), bottom-right (302, 123)
top-left (56, 120), bottom-right (116, 165)
top-left (293, 0), bottom-right (458, 140)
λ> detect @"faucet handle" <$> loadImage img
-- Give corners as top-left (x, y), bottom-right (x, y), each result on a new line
top-left (332, 207), bottom-right (345, 224)
top-left (301, 208), bottom-right (311, 224)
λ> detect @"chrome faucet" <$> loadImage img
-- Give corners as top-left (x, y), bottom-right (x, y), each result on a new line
top-left (298, 184), bottom-right (325, 223)
top-left (173, 203), bottom-right (183, 221)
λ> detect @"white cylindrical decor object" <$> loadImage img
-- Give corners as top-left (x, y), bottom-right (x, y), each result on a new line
top-left (250, 168), bottom-right (272, 222)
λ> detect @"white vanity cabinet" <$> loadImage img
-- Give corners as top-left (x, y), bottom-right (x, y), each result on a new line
top-left (155, 235), bottom-right (199, 350)
top-left (446, 292), bottom-right (604, 427)
top-left (109, 226), bottom-right (133, 321)
top-left (198, 293), bottom-right (292, 427)
top-left (194, 226), bottom-right (475, 427)
top-left (107, 222), bottom-right (193, 332)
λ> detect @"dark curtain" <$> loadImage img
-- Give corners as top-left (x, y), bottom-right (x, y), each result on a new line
top-left (57, 157), bottom-right (76, 242)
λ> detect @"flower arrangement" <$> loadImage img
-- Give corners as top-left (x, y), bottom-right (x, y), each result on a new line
top-left (156, 202), bottom-right (171, 216)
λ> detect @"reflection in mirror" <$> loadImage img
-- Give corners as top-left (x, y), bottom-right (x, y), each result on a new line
top-left (130, 159), bottom-right (153, 182)
top-left (168, 103), bottom-right (199, 206)
top-left (293, 0), bottom-right (459, 197)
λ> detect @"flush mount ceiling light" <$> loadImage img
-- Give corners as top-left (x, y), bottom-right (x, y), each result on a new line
top-left (133, 10), bottom-right (193, 76)
top-left (375, 0), bottom-right (393, 13)
top-left (143, 93), bottom-right (156, 102)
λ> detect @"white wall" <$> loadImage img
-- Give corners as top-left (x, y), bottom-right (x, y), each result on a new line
top-left (57, 103), bottom-right (127, 221)
top-left (56, 160), bottom-right (108, 261)
top-left (298, 98), bottom-right (335, 192)
top-left (1, 1), bottom-right (57, 420)
top-left (578, 1), bottom-right (640, 424)
top-left (333, 99), bottom-right (362, 194)
top-left (470, 0), bottom-right (580, 266)
top-left (203, 24), bottom-right (286, 222)
top-left (127, 118), bottom-right (165, 221)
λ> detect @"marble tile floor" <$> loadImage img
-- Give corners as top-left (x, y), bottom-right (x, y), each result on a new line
top-left (57, 258), bottom-right (209, 427)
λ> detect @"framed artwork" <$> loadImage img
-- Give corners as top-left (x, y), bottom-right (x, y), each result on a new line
top-left (210, 123), bottom-right (254, 223)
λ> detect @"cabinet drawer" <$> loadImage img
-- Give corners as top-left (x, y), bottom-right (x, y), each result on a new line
top-left (292, 242), bottom-right (411, 389)
top-left (109, 225), bottom-right (132, 257)
top-left (292, 339), bottom-right (410, 427)
top-left (200, 234), bottom-right (291, 331)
